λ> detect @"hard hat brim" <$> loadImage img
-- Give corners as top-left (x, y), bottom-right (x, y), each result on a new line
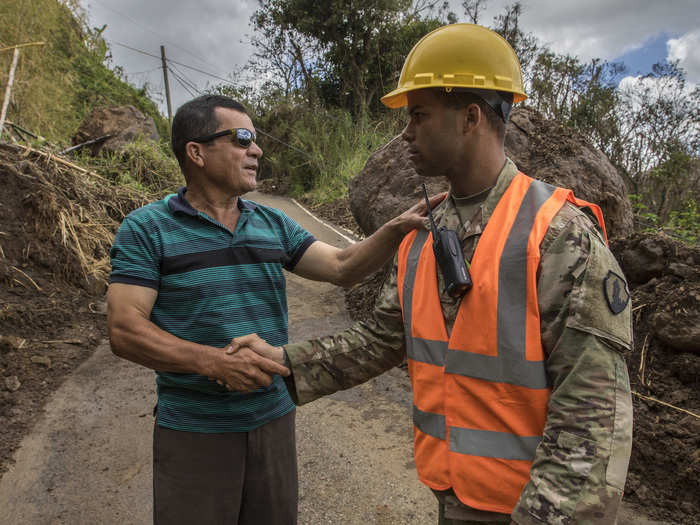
top-left (381, 85), bottom-right (527, 108)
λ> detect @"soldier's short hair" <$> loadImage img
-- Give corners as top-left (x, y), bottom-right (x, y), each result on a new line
top-left (436, 89), bottom-right (508, 141)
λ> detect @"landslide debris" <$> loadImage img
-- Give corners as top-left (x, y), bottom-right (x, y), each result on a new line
top-left (610, 233), bottom-right (700, 524)
top-left (0, 142), bottom-right (148, 474)
top-left (349, 107), bottom-right (634, 240)
top-left (342, 108), bottom-right (699, 524)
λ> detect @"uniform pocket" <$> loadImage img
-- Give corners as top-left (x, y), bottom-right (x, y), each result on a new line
top-left (527, 430), bottom-right (597, 521)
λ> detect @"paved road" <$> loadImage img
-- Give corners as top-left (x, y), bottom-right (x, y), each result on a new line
top-left (0, 192), bottom-right (667, 524)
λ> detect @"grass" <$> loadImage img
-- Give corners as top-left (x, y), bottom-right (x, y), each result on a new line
top-left (73, 139), bottom-right (184, 197)
top-left (0, 0), bottom-right (167, 144)
top-left (256, 101), bottom-right (405, 203)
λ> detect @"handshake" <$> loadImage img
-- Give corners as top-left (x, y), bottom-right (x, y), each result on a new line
top-left (209, 334), bottom-right (289, 392)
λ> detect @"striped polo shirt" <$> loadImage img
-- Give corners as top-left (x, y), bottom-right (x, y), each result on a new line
top-left (109, 187), bottom-right (315, 432)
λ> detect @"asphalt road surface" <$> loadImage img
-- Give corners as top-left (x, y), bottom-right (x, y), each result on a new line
top-left (0, 191), bottom-right (667, 524)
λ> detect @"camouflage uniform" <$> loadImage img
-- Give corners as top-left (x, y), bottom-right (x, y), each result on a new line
top-left (284, 159), bottom-right (633, 525)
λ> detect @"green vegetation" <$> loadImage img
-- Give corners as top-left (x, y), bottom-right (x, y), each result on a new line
top-left (0, 1), bottom-right (697, 243)
top-left (222, 88), bottom-right (407, 201)
top-left (240, 0), bottom-right (451, 201)
top-left (75, 139), bottom-right (183, 196)
top-left (241, 0), bottom-right (699, 243)
top-left (0, 0), bottom-right (168, 143)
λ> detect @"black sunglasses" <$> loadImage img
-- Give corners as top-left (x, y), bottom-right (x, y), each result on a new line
top-left (190, 128), bottom-right (256, 148)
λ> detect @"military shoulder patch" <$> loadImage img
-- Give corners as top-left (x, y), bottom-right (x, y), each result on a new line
top-left (603, 271), bottom-right (630, 315)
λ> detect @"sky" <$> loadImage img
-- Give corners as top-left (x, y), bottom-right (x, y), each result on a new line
top-left (80, 0), bottom-right (700, 117)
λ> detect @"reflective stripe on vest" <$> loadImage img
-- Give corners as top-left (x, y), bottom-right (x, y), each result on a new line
top-left (413, 405), bottom-right (446, 440)
top-left (401, 228), bottom-right (449, 366)
top-left (397, 173), bottom-right (606, 513)
top-left (445, 179), bottom-right (555, 389)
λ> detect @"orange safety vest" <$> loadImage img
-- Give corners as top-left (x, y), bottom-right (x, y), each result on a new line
top-left (397, 173), bottom-right (606, 514)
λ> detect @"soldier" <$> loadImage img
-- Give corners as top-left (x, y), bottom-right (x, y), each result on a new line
top-left (234, 24), bottom-right (633, 525)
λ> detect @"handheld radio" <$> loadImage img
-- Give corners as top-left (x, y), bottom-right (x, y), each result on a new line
top-left (422, 184), bottom-right (472, 297)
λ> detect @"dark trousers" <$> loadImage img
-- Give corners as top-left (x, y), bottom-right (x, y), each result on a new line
top-left (153, 410), bottom-right (298, 525)
top-left (435, 489), bottom-right (511, 525)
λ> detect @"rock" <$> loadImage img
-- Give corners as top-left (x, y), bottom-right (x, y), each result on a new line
top-left (72, 105), bottom-right (159, 155)
top-left (350, 107), bottom-right (633, 238)
top-left (621, 237), bottom-right (667, 284)
top-left (4, 375), bottom-right (21, 392)
top-left (679, 416), bottom-right (700, 436)
top-left (611, 231), bottom-right (700, 285)
top-left (651, 311), bottom-right (700, 354)
top-left (505, 108), bottom-right (633, 238)
top-left (668, 262), bottom-right (700, 280)
top-left (349, 135), bottom-right (449, 236)
top-left (650, 283), bottom-right (700, 354)
top-left (85, 274), bottom-right (108, 296)
top-left (634, 484), bottom-right (650, 501)
top-left (30, 355), bottom-right (52, 368)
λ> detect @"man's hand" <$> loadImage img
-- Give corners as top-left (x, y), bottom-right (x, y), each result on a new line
top-left (226, 333), bottom-right (285, 366)
top-left (292, 192), bottom-right (447, 287)
top-left (389, 191), bottom-right (447, 235)
top-left (211, 338), bottom-right (288, 392)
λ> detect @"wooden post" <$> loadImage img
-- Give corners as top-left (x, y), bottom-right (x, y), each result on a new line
top-left (0, 48), bottom-right (20, 138)
top-left (160, 45), bottom-right (173, 126)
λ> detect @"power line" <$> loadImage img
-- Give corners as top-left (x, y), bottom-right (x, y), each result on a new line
top-left (107, 39), bottom-right (313, 159)
top-left (255, 128), bottom-right (313, 159)
top-left (167, 65), bottom-right (200, 98)
top-left (89, 0), bottom-right (221, 71)
top-left (128, 65), bottom-right (162, 76)
top-left (169, 63), bottom-right (203, 94)
top-left (110, 40), bottom-right (240, 89)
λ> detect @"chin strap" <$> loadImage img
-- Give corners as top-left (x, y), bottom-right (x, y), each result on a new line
top-left (447, 88), bottom-right (514, 123)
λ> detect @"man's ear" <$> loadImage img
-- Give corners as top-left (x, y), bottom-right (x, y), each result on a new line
top-left (462, 103), bottom-right (482, 134)
top-left (185, 142), bottom-right (206, 168)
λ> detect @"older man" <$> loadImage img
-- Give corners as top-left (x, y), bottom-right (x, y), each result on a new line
top-left (107, 94), bottom-right (441, 525)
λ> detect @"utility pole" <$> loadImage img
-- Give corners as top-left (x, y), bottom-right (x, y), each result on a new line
top-left (160, 45), bottom-right (173, 126)
top-left (0, 48), bottom-right (21, 138)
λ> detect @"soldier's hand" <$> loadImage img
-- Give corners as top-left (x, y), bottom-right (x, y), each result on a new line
top-left (211, 341), bottom-right (289, 392)
top-left (227, 333), bottom-right (285, 366)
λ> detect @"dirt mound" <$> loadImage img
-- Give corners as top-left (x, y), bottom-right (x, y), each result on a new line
top-left (0, 142), bottom-right (148, 474)
top-left (342, 230), bottom-right (700, 524)
top-left (349, 107), bottom-right (634, 240)
top-left (610, 233), bottom-right (700, 523)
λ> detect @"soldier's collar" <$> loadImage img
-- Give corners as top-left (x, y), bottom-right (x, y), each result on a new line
top-left (480, 158), bottom-right (519, 225)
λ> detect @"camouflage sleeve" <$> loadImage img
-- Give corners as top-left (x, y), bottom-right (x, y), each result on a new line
top-left (283, 258), bottom-right (407, 405)
top-left (512, 206), bottom-right (634, 525)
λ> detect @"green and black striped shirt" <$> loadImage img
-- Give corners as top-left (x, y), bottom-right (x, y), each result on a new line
top-left (110, 187), bottom-right (314, 432)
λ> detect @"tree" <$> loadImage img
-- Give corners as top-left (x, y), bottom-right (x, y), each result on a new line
top-left (248, 2), bottom-right (320, 101)
top-left (491, 2), bottom-right (539, 81)
top-left (462, 0), bottom-right (488, 24)
top-left (615, 62), bottom-right (700, 178)
top-left (248, 0), bottom-right (448, 117)
top-left (567, 59), bottom-right (626, 161)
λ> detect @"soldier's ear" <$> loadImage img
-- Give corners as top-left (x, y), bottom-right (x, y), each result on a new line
top-left (462, 103), bottom-right (481, 135)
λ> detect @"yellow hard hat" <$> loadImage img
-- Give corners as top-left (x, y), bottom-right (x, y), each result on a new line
top-left (381, 23), bottom-right (528, 108)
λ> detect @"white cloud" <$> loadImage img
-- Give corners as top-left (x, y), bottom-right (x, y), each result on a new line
top-left (452, 0), bottom-right (700, 62)
top-left (667, 29), bottom-right (700, 84)
top-left (83, 0), bottom-right (258, 114)
top-left (518, 0), bottom-right (699, 62)
top-left (83, 0), bottom-right (700, 114)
